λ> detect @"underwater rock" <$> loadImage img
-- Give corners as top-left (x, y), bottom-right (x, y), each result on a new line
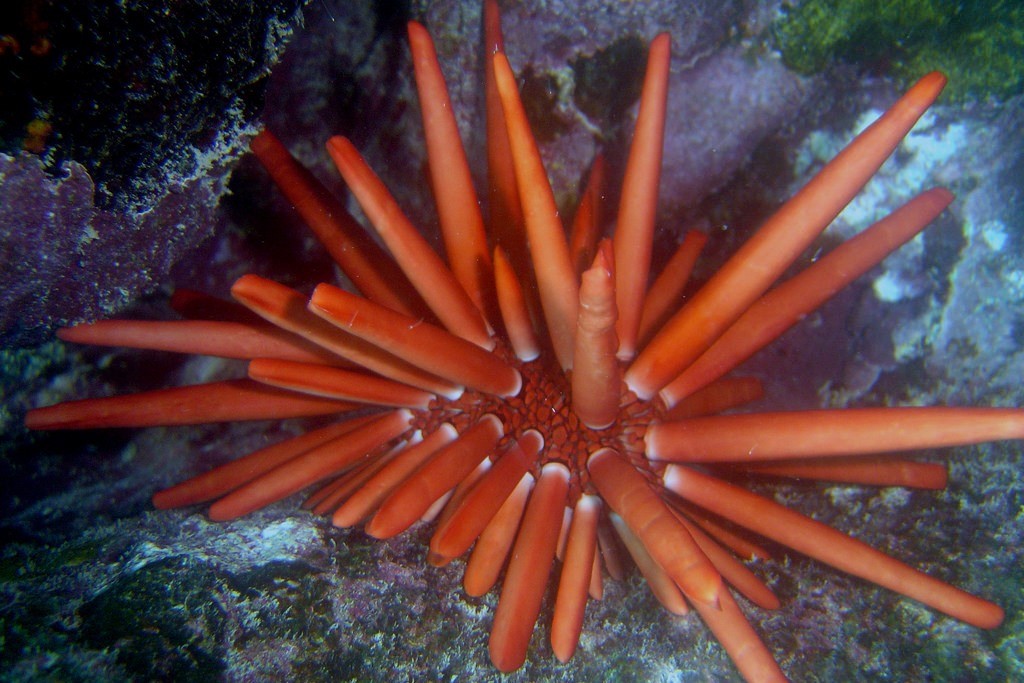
top-left (0, 0), bottom-right (305, 346)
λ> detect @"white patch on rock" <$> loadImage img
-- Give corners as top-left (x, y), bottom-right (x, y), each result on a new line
top-left (978, 219), bottom-right (1008, 251)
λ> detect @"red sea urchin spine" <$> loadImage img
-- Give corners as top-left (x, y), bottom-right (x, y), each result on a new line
top-left (365, 415), bottom-right (503, 539)
top-left (568, 155), bottom-right (607, 278)
top-left (572, 249), bottom-right (622, 429)
top-left (303, 445), bottom-right (406, 515)
top-left (246, 357), bottom-right (435, 408)
top-left (407, 20), bottom-right (495, 319)
top-left (588, 448), bottom-right (722, 607)
top-left (429, 430), bottom-right (543, 559)
top-left (626, 71), bottom-right (949, 400)
top-left (325, 135), bottom-right (494, 349)
top-left (463, 472), bottom-right (533, 597)
top-left (691, 586), bottom-right (788, 683)
top-left (663, 375), bottom-right (765, 419)
top-left (169, 287), bottom-right (264, 324)
top-left (663, 466), bottom-right (1005, 630)
top-left (482, 0), bottom-right (528, 292)
top-left (493, 246), bottom-right (541, 361)
top-left (613, 33), bottom-right (670, 360)
top-left (659, 187), bottom-right (954, 406)
top-left (670, 512), bottom-right (779, 611)
top-left (230, 274), bottom-right (458, 396)
top-left (551, 493), bottom-right (600, 663)
top-left (646, 407), bottom-right (1024, 462)
top-left (206, 410), bottom-right (412, 521)
top-left (669, 499), bottom-right (772, 562)
top-left (24, 379), bottom-right (355, 430)
top-left (492, 51), bottom-right (579, 369)
top-left (152, 416), bottom-right (380, 509)
top-left (609, 512), bottom-right (689, 614)
top-left (249, 129), bottom-right (425, 317)
top-left (308, 283), bottom-right (521, 397)
top-left (58, 318), bottom-right (346, 366)
top-left (489, 462), bottom-right (570, 673)
top-left (636, 228), bottom-right (707, 347)
top-left (331, 425), bottom-right (458, 527)
top-left (726, 457), bottom-right (948, 489)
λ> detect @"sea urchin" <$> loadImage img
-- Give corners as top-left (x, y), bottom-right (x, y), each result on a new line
top-left (26, 3), bottom-right (1013, 680)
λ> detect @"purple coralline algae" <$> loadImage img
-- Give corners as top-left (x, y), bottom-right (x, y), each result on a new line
top-left (0, 152), bottom-right (232, 346)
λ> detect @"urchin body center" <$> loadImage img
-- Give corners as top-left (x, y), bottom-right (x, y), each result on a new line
top-left (412, 343), bottom-right (662, 499)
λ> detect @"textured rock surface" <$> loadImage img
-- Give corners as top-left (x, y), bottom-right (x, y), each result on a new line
top-left (1, 152), bottom-right (229, 346)
top-left (0, 0), bottom-right (304, 346)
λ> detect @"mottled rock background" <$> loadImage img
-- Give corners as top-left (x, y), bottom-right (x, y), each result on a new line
top-left (2, 0), bottom-right (1022, 681)
top-left (0, 1), bottom-right (304, 347)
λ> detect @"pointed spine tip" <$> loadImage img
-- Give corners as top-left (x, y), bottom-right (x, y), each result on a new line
top-left (918, 70), bottom-right (948, 97)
